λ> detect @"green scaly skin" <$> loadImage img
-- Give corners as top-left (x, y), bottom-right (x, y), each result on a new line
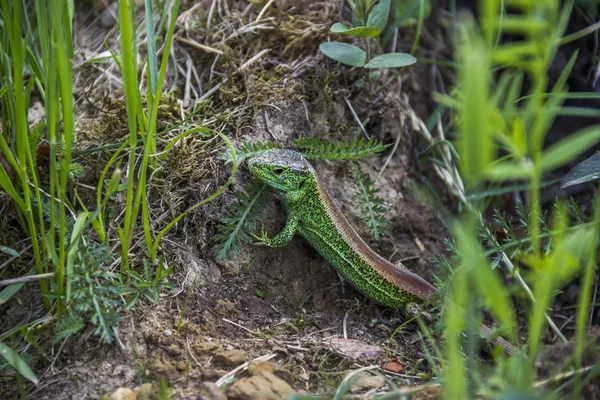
top-left (248, 149), bottom-right (436, 317)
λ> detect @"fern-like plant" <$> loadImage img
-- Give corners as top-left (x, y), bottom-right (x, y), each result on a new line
top-left (351, 162), bottom-right (389, 240)
top-left (51, 243), bottom-right (122, 344)
top-left (292, 136), bottom-right (390, 160)
top-left (213, 183), bottom-right (270, 260)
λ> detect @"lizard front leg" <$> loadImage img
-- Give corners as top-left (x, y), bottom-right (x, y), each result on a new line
top-left (252, 213), bottom-right (299, 248)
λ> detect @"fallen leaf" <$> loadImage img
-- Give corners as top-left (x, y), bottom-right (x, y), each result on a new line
top-left (381, 360), bottom-right (404, 373)
top-left (326, 338), bottom-right (384, 360)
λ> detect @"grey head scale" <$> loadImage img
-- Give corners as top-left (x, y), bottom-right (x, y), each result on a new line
top-left (248, 149), bottom-right (315, 202)
top-left (248, 149), bottom-right (314, 172)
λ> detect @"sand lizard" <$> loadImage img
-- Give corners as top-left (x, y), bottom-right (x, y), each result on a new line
top-left (248, 149), bottom-right (518, 354)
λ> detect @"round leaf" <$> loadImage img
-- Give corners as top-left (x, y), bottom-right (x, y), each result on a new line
top-left (367, 0), bottom-right (391, 30)
top-left (330, 23), bottom-right (381, 38)
top-left (364, 53), bottom-right (417, 69)
top-left (319, 42), bottom-right (366, 67)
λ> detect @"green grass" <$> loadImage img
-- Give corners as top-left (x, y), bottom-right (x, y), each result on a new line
top-left (0, 0), bottom-right (238, 393)
top-left (419, 0), bottom-right (600, 398)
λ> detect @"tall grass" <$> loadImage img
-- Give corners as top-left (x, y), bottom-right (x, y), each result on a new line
top-left (0, 0), bottom-right (77, 314)
top-left (0, 0), bottom-right (238, 391)
top-left (434, 0), bottom-right (600, 397)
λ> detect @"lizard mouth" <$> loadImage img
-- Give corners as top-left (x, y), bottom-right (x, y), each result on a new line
top-left (248, 162), bottom-right (284, 190)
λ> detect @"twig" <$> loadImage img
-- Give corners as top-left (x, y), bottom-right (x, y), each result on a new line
top-left (377, 113), bottom-right (404, 181)
top-left (215, 353), bottom-right (277, 388)
top-left (0, 244), bottom-right (32, 271)
top-left (533, 365), bottom-right (595, 388)
top-left (559, 20), bottom-right (600, 45)
top-left (222, 318), bottom-right (260, 335)
top-left (256, 0), bottom-right (276, 22)
top-left (174, 36), bottom-right (224, 55)
top-left (0, 273), bottom-right (55, 288)
top-left (198, 48), bottom-right (270, 102)
top-left (345, 97), bottom-right (369, 139)
top-left (343, 310), bottom-right (349, 339)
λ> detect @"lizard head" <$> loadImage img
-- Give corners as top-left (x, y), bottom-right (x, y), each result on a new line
top-left (248, 149), bottom-right (315, 203)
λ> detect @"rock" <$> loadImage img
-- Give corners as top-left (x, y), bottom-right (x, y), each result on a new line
top-left (106, 383), bottom-right (155, 400)
top-left (197, 381), bottom-right (228, 400)
top-left (348, 371), bottom-right (386, 392)
top-left (194, 341), bottom-right (221, 355)
top-left (136, 383), bottom-right (154, 398)
top-left (164, 328), bottom-right (173, 337)
top-left (201, 367), bottom-right (221, 381)
top-left (107, 388), bottom-right (136, 400)
top-left (227, 372), bottom-right (294, 400)
top-left (248, 360), bottom-right (294, 385)
top-left (213, 350), bottom-right (246, 369)
top-left (152, 359), bottom-right (180, 384)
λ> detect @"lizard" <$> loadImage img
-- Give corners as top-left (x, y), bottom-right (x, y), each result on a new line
top-left (247, 149), bottom-right (520, 355)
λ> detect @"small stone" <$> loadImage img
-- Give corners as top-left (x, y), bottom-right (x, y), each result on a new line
top-left (164, 328), bottom-right (173, 337)
top-left (152, 359), bottom-right (180, 384)
top-left (226, 344), bottom-right (234, 351)
top-left (248, 360), bottom-right (294, 385)
top-left (293, 352), bottom-right (305, 362)
top-left (227, 373), bottom-right (294, 400)
top-left (197, 381), bottom-right (227, 400)
top-left (201, 367), bottom-right (221, 381)
top-left (213, 350), bottom-right (247, 369)
top-left (107, 388), bottom-right (136, 400)
top-left (135, 383), bottom-right (154, 398)
top-left (194, 341), bottom-right (221, 355)
top-left (348, 371), bottom-right (386, 392)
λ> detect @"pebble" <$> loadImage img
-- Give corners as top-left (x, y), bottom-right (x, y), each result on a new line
top-left (164, 328), bottom-right (172, 337)
top-left (213, 350), bottom-right (247, 369)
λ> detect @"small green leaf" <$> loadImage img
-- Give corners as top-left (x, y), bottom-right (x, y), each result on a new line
top-left (86, 50), bottom-right (113, 64)
top-left (70, 212), bottom-right (90, 246)
top-left (347, 0), bottom-right (365, 20)
top-left (0, 246), bottom-right (20, 258)
top-left (560, 152), bottom-right (600, 188)
top-left (0, 342), bottom-right (38, 384)
top-left (541, 125), bottom-right (600, 173)
top-left (319, 42), bottom-right (366, 67)
top-left (368, 0), bottom-right (391, 30)
top-left (364, 53), bottom-right (416, 68)
top-left (330, 23), bottom-right (381, 38)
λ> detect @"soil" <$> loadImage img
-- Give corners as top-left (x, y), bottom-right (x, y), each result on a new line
top-left (1, 0), bottom-right (599, 399)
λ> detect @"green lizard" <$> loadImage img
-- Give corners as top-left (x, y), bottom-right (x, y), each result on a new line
top-left (248, 149), bottom-right (434, 317)
top-left (248, 149), bottom-right (519, 354)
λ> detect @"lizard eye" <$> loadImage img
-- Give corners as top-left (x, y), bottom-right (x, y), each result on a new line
top-left (273, 167), bottom-right (284, 175)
